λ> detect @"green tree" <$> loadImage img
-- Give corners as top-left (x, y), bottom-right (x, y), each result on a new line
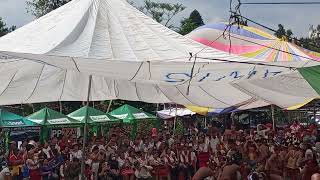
top-left (299, 37), bottom-right (320, 53)
top-left (27, 0), bottom-right (185, 29)
top-left (274, 24), bottom-right (286, 39)
top-left (27, 0), bottom-right (71, 17)
top-left (179, 9), bottom-right (204, 35)
top-left (188, 10), bottom-right (204, 27)
top-left (179, 18), bottom-right (198, 35)
top-left (274, 24), bottom-right (294, 42)
top-left (136, 0), bottom-right (185, 28)
top-left (0, 17), bottom-right (16, 37)
top-left (286, 29), bottom-right (293, 38)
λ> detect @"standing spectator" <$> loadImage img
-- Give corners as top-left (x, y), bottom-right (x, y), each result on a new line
top-left (108, 154), bottom-right (120, 180)
top-left (290, 120), bottom-right (302, 134)
top-left (26, 150), bottom-right (41, 180)
top-left (8, 142), bottom-right (23, 180)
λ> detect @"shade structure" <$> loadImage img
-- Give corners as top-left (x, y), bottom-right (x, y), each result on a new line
top-left (0, 109), bottom-right (38, 127)
top-left (157, 108), bottom-right (195, 119)
top-left (187, 23), bottom-right (320, 109)
top-left (110, 104), bottom-right (157, 123)
top-left (187, 22), bottom-right (320, 62)
top-left (68, 106), bottom-right (120, 124)
top-left (27, 107), bottom-right (81, 126)
top-left (0, 0), bottom-right (319, 110)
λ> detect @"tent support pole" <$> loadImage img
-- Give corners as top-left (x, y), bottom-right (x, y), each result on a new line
top-left (80, 75), bottom-right (92, 180)
top-left (314, 101), bottom-right (316, 124)
top-left (173, 104), bottom-right (178, 136)
top-left (107, 100), bottom-right (113, 113)
top-left (271, 105), bottom-right (275, 130)
top-left (59, 101), bottom-right (63, 113)
top-left (204, 117), bottom-right (207, 129)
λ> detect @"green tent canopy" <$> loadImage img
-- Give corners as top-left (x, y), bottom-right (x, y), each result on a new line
top-left (68, 106), bottom-right (121, 124)
top-left (27, 107), bottom-right (81, 127)
top-left (0, 109), bottom-right (39, 128)
top-left (110, 104), bottom-right (157, 123)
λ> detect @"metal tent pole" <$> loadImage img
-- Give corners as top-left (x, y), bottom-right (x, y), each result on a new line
top-left (80, 75), bottom-right (92, 180)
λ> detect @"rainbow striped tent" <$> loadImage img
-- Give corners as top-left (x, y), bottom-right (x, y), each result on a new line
top-left (186, 23), bottom-right (320, 111)
top-left (187, 22), bottom-right (320, 62)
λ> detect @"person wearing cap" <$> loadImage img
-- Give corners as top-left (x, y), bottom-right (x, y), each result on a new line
top-left (70, 143), bottom-right (82, 161)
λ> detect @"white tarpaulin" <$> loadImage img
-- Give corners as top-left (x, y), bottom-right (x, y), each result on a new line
top-left (0, 0), bottom-right (318, 108)
top-left (157, 108), bottom-right (195, 119)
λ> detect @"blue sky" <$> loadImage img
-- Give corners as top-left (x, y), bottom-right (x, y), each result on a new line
top-left (0, 0), bottom-right (319, 37)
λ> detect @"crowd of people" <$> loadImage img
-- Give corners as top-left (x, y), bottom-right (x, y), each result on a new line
top-left (1, 120), bottom-right (320, 180)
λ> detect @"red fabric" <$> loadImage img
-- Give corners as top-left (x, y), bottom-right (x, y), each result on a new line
top-left (59, 141), bottom-right (67, 151)
top-left (151, 128), bottom-right (157, 137)
top-left (29, 169), bottom-right (41, 180)
top-left (309, 124), bottom-right (317, 132)
top-left (302, 160), bottom-right (318, 180)
top-left (198, 152), bottom-right (210, 167)
top-left (154, 165), bottom-right (169, 176)
top-left (85, 168), bottom-right (92, 180)
top-left (9, 151), bottom-right (22, 166)
top-left (121, 168), bottom-right (134, 175)
top-left (9, 152), bottom-right (17, 165)
top-left (266, 123), bottom-right (273, 129)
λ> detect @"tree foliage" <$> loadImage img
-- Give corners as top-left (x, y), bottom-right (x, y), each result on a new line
top-left (27, 0), bottom-right (71, 18)
top-left (274, 24), bottom-right (294, 43)
top-left (0, 17), bottom-right (16, 37)
top-left (274, 24), bottom-right (320, 53)
top-left (298, 37), bottom-right (320, 53)
top-left (179, 9), bottom-right (204, 35)
top-left (179, 18), bottom-right (198, 35)
top-left (136, 0), bottom-right (185, 28)
top-left (188, 10), bottom-right (204, 27)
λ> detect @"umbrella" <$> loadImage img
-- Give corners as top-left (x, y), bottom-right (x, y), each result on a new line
top-left (68, 106), bottom-right (121, 124)
top-left (27, 107), bottom-right (81, 126)
top-left (0, 109), bottom-right (38, 128)
top-left (110, 104), bottom-right (157, 123)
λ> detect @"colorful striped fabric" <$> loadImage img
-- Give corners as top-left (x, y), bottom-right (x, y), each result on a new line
top-left (188, 22), bottom-right (320, 62)
top-left (187, 23), bottom-right (320, 111)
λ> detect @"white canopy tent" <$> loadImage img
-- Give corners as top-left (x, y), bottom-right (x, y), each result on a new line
top-left (0, 0), bottom-right (318, 109)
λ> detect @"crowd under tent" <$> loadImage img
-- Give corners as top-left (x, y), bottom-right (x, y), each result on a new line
top-left (0, 0), bottom-right (318, 110)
